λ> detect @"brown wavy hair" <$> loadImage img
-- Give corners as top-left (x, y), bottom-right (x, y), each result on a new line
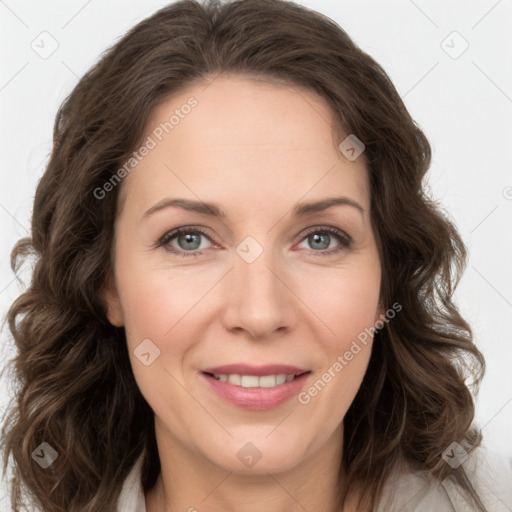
top-left (1, 0), bottom-right (487, 510)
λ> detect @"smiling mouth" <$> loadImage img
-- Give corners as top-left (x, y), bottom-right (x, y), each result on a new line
top-left (203, 371), bottom-right (310, 388)
top-left (201, 367), bottom-right (312, 410)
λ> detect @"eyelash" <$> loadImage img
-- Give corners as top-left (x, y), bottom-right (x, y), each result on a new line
top-left (156, 226), bottom-right (352, 258)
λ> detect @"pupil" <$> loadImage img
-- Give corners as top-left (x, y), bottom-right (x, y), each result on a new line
top-left (310, 233), bottom-right (329, 250)
top-left (179, 233), bottom-right (201, 250)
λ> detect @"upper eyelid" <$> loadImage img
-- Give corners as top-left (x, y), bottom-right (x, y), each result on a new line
top-left (159, 226), bottom-right (215, 244)
top-left (301, 225), bottom-right (351, 241)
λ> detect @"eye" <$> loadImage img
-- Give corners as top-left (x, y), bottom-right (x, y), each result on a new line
top-left (157, 225), bottom-right (352, 258)
top-left (296, 226), bottom-right (352, 256)
top-left (158, 227), bottom-right (214, 257)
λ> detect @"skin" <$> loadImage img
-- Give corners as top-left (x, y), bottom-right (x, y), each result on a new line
top-left (103, 74), bottom-right (383, 512)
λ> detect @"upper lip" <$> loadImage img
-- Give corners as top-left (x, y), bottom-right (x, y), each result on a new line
top-left (202, 364), bottom-right (309, 376)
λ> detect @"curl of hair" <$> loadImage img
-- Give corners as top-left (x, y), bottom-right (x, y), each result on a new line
top-left (1, 1), bottom-right (486, 510)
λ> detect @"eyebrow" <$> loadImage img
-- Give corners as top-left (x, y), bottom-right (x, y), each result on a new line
top-left (142, 196), bottom-right (365, 220)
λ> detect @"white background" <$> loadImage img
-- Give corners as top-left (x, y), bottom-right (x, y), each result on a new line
top-left (1, 0), bottom-right (511, 509)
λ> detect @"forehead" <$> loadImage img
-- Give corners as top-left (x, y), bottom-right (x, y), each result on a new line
top-left (118, 74), bottom-right (369, 215)
top-left (148, 74), bottom-right (345, 158)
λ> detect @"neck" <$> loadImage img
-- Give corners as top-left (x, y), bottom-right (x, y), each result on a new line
top-left (145, 419), bottom-right (349, 512)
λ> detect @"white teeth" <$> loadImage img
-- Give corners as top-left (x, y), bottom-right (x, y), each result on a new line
top-left (241, 375), bottom-right (259, 388)
top-left (275, 373), bottom-right (287, 385)
top-left (227, 374), bottom-right (241, 385)
top-left (259, 375), bottom-right (277, 387)
top-left (211, 373), bottom-right (298, 388)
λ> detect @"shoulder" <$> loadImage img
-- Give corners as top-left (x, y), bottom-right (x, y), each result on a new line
top-left (444, 443), bottom-right (512, 511)
top-left (117, 453), bottom-right (147, 512)
top-left (376, 444), bottom-right (512, 512)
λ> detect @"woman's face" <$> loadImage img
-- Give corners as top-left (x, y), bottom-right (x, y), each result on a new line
top-left (104, 74), bottom-right (383, 474)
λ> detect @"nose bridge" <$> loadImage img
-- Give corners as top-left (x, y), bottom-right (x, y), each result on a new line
top-left (224, 235), bottom-right (292, 337)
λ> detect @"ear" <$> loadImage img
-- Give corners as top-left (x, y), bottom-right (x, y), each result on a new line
top-left (102, 275), bottom-right (124, 327)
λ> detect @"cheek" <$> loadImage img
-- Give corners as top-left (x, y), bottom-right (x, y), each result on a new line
top-left (112, 248), bottom-right (232, 406)
top-left (293, 260), bottom-right (380, 406)
top-left (115, 264), bottom-right (204, 416)
top-left (115, 250), bottom-right (214, 345)
top-left (294, 259), bottom-right (381, 346)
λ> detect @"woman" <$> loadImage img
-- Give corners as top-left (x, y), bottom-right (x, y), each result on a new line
top-left (2, 0), bottom-right (511, 511)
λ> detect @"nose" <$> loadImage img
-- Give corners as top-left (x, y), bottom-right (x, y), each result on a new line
top-left (221, 242), bottom-right (296, 340)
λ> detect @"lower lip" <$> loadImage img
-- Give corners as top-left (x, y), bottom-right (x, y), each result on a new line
top-left (201, 372), bottom-right (311, 410)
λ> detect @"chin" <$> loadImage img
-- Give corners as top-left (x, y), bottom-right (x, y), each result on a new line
top-left (204, 435), bottom-right (311, 475)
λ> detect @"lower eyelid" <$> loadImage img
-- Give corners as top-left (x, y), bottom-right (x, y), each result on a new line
top-left (296, 238), bottom-right (350, 255)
